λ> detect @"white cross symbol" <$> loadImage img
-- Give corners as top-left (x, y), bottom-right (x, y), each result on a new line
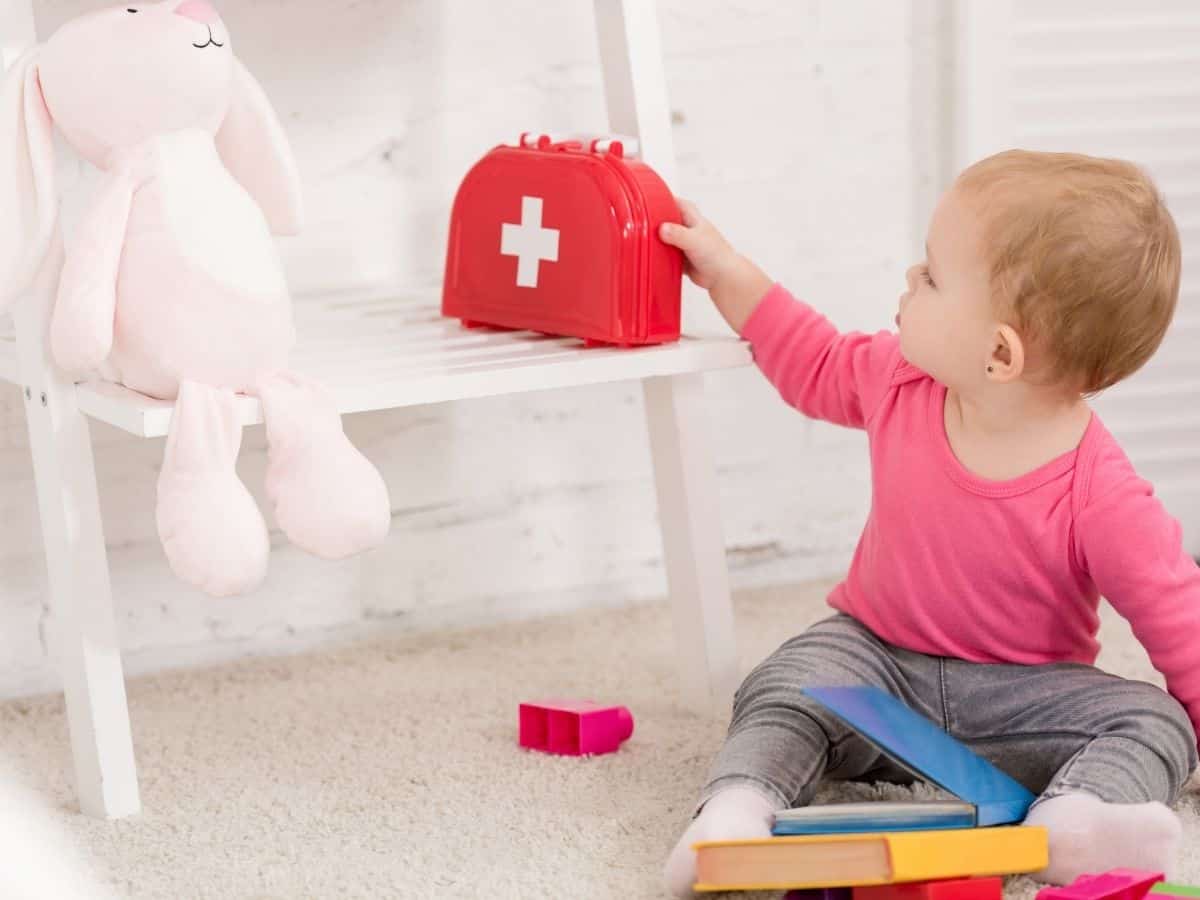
top-left (500, 195), bottom-right (560, 288)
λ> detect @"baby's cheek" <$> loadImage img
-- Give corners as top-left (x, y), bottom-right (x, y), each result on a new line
top-left (899, 315), bottom-right (940, 369)
top-left (897, 324), bottom-right (922, 367)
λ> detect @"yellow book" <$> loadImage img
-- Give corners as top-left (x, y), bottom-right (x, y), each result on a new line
top-left (693, 825), bottom-right (1048, 893)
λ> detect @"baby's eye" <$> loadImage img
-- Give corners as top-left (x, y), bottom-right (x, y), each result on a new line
top-left (920, 265), bottom-right (935, 287)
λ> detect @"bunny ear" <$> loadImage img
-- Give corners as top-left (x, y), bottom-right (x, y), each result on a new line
top-left (215, 57), bottom-right (304, 236)
top-left (0, 48), bottom-right (56, 310)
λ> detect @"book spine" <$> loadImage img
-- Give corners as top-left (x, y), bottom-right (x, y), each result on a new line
top-left (886, 828), bottom-right (1048, 881)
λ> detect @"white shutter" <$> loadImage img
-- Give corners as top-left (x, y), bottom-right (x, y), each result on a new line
top-left (956, 0), bottom-right (1200, 546)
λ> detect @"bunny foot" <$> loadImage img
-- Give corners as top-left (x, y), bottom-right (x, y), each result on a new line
top-left (157, 468), bottom-right (270, 597)
top-left (259, 372), bottom-right (391, 559)
top-left (157, 380), bottom-right (269, 597)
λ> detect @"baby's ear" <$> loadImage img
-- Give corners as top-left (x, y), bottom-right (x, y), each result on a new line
top-left (0, 48), bottom-right (57, 310)
top-left (215, 57), bottom-right (303, 236)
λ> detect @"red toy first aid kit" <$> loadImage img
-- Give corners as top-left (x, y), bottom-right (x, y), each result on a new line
top-left (442, 133), bottom-right (684, 346)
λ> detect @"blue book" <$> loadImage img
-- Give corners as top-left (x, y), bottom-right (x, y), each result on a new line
top-left (771, 800), bottom-right (977, 835)
top-left (770, 686), bottom-right (1036, 837)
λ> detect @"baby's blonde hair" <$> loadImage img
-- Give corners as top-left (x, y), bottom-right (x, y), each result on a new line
top-left (955, 149), bottom-right (1180, 394)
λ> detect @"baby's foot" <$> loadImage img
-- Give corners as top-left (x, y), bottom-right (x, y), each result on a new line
top-left (664, 786), bottom-right (776, 898)
top-left (1023, 792), bottom-right (1182, 885)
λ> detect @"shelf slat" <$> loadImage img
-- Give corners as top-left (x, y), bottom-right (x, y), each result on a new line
top-left (0, 293), bottom-right (751, 438)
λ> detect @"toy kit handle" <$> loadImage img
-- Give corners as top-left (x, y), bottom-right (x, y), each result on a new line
top-left (516, 131), bottom-right (641, 159)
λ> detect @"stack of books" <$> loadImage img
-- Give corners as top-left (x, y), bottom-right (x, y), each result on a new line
top-left (692, 686), bottom-right (1048, 894)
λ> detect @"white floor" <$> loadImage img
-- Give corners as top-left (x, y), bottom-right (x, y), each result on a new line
top-left (0, 580), bottom-right (1197, 899)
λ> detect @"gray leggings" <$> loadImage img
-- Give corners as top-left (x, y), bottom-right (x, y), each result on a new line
top-left (700, 614), bottom-right (1198, 813)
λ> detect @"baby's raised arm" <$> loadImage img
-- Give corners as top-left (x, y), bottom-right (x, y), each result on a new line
top-left (661, 200), bottom-right (901, 430)
top-left (658, 199), bottom-right (773, 334)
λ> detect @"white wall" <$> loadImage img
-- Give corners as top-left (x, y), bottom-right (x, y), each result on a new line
top-left (0, 0), bottom-right (1055, 699)
top-left (955, 0), bottom-right (1200, 537)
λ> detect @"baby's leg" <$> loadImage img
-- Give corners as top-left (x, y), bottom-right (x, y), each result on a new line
top-left (665, 614), bottom-right (940, 897)
top-left (157, 380), bottom-right (269, 596)
top-left (256, 372), bottom-right (391, 559)
top-left (943, 658), bottom-right (1197, 885)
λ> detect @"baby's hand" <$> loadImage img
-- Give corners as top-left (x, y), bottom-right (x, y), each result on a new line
top-left (658, 198), bottom-right (773, 335)
top-left (659, 198), bottom-right (740, 291)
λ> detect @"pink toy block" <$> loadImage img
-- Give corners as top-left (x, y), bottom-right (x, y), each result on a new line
top-left (518, 699), bottom-right (634, 756)
top-left (855, 877), bottom-right (1002, 900)
top-left (1036, 869), bottom-right (1164, 900)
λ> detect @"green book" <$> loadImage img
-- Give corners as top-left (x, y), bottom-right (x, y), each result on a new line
top-left (1153, 885), bottom-right (1200, 898)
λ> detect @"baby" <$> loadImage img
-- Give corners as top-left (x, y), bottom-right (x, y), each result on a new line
top-left (658, 149), bottom-right (1199, 896)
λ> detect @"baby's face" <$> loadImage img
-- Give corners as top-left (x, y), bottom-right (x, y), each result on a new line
top-left (896, 187), bottom-right (1002, 391)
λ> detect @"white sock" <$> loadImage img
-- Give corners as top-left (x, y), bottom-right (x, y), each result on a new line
top-left (1023, 792), bottom-right (1182, 885)
top-left (663, 786), bottom-right (777, 898)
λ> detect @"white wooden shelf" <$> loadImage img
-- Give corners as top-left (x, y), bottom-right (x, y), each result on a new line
top-left (0, 290), bottom-right (751, 438)
top-left (2, 0), bottom-right (748, 819)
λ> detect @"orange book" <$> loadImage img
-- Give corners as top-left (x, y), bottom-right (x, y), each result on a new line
top-left (692, 825), bottom-right (1047, 893)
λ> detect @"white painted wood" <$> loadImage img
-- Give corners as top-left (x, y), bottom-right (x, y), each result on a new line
top-left (3, 3), bottom-right (140, 819)
top-left (0, 293), bottom-right (751, 437)
top-left (596, 0), bottom-right (738, 713)
top-left (14, 245), bottom-right (141, 822)
top-left (955, 0), bottom-right (1200, 540)
top-left (0, 324), bottom-right (18, 382)
top-left (593, 0), bottom-right (676, 185)
top-left (0, 6), bottom-right (750, 784)
top-left (0, 2), bottom-right (939, 707)
top-left (643, 373), bottom-right (738, 713)
top-left (953, 0), bottom-right (1015, 170)
top-left (593, 0), bottom-right (732, 341)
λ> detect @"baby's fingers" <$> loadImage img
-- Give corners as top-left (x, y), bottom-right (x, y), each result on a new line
top-left (659, 219), bottom-right (698, 253)
top-left (676, 197), bottom-right (703, 228)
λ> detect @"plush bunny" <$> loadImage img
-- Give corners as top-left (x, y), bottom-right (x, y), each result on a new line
top-left (0, 0), bottom-right (392, 597)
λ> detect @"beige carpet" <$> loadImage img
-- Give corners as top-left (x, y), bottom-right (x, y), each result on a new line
top-left (1, 580), bottom-right (1197, 900)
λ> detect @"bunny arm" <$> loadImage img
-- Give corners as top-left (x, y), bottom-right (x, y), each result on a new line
top-left (50, 170), bottom-right (135, 375)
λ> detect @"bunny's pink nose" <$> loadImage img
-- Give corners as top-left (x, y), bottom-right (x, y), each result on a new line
top-left (175, 0), bottom-right (219, 23)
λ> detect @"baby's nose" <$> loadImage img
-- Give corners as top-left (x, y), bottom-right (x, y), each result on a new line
top-left (175, 0), bottom-right (220, 23)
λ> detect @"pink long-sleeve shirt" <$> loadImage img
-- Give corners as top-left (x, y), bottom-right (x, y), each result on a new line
top-left (742, 284), bottom-right (1200, 740)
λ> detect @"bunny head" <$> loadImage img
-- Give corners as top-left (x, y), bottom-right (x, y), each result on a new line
top-left (0, 0), bottom-right (303, 308)
top-left (41, 1), bottom-right (237, 163)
